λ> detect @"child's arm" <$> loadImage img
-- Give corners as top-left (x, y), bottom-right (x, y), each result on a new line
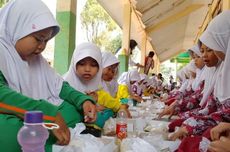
top-left (0, 71), bottom-right (58, 121)
top-left (59, 81), bottom-right (96, 122)
top-left (116, 84), bottom-right (130, 99)
top-left (210, 122), bottom-right (230, 141)
top-left (97, 90), bottom-right (132, 118)
top-left (59, 81), bottom-right (95, 110)
top-left (97, 89), bottom-right (121, 112)
top-left (208, 136), bottom-right (230, 152)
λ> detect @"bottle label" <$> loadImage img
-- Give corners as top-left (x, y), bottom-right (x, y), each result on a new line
top-left (116, 123), bottom-right (127, 140)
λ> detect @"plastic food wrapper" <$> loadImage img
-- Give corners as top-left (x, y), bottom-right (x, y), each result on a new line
top-left (103, 117), bottom-right (116, 136)
top-left (120, 137), bottom-right (158, 152)
top-left (53, 123), bottom-right (118, 152)
top-left (152, 101), bottom-right (165, 110)
top-left (142, 135), bottom-right (181, 152)
top-left (144, 120), bottom-right (168, 133)
top-left (199, 137), bottom-right (211, 152)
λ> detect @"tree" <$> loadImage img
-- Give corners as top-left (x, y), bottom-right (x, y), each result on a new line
top-left (81, 0), bottom-right (121, 53)
top-left (0, 0), bottom-right (8, 7)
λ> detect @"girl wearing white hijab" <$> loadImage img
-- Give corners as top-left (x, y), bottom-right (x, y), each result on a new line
top-left (64, 43), bottom-right (113, 131)
top-left (132, 73), bottom-right (147, 97)
top-left (100, 52), bottom-right (132, 116)
top-left (191, 45), bottom-right (206, 91)
top-left (64, 42), bottom-right (103, 93)
top-left (0, 0), bottom-right (96, 151)
top-left (169, 11), bottom-right (230, 145)
top-left (117, 70), bottom-right (142, 102)
top-left (177, 66), bottom-right (190, 93)
top-left (101, 52), bottom-right (119, 97)
top-left (159, 45), bottom-right (214, 118)
top-left (64, 46), bottom-right (126, 112)
top-left (64, 44), bottom-right (132, 131)
top-left (180, 60), bottom-right (197, 93)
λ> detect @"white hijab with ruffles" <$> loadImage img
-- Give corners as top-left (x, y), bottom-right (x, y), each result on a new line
top-left (190, 44), bottom-right (202, 57)
top-left (137, 73), bottom-right (148, 94)
top-left (184, 60), bottom-right (197, 91)
top-left (178, 61), bottom-right (195, 93)
top-left (199, 64), bottom-right (222, 107)
top-left (118, 70), bottom-right (140, 93)
top-left (0, 0), bottom-right (64, 106)
top-left (189, 44), bottom-right (206, 91)
top-left (200, 10), bottom-right (230, 103)
top-left (101, 52), bottom-right (119, 97)
top-left (64, 42), bottom-right (102, 93)
top-left (189, 44), bottom-right (219, 107)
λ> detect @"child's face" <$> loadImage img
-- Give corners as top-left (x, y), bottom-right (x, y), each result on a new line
top-left (143, 81), bottom-right (148, 86)
top-left (138, 79), bottom-right (144, 85)
top-left (130, 81), bottom-right (136, 85)
top-left (214, 51), bottom-right (225, 61)
top-left (75, 57), bottom-right (99, 81)
top-left (189, 51), bottom-right (196, 59)
top-left (194, 54), bottom-right (205, 69)
top-left (15, 27), bottom-right (53, 61)
top-left (102, 63), bottom-right (118, 81)
top-left (200, 43), bottom-right (219, 67)
top-left (190, 71), bottom-right (196, 79)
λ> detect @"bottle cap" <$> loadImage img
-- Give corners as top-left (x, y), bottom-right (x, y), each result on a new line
top-left (117, 109), bottom-right (127, 118)
top-left (24, 111), bottom-right (43, 123)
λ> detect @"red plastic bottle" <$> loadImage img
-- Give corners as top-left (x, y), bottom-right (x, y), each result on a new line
top-left (116, 110), bottom-right (127, 140)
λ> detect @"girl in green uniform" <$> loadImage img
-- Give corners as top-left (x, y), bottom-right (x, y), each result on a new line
top-left (0, 0), bottom-right (97, 151)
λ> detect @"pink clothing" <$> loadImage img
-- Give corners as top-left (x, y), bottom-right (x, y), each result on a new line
top-left (182, 99), bottom-right (230, 136)
top-left (144, 57), bottom-right (154, 75)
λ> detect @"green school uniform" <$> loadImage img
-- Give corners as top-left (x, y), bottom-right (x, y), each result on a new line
top-left (0, 71), bottom-right (94, 152)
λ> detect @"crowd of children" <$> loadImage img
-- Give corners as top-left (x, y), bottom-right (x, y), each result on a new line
top-left (0, 0), bottom-right (230, 152)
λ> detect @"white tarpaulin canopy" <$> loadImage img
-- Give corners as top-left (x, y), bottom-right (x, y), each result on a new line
top-left (97, 0), bottom-right (212, 62)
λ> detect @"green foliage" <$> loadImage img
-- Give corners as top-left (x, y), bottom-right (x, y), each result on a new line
top-left (81, 0), bottom-right (122, 53)
top-left (104, 34), bottom-right (122, 54)
top-left (0, 0), bottom-right (4, 7)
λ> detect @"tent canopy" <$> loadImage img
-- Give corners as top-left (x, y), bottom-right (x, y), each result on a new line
top-left (97, 0), bottom-right (211, 62)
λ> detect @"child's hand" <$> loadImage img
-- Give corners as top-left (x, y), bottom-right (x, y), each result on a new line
top-left (210, 122), bottom-right (230, 141)
top-left (96, 105), bottom-right (105, 112)
top-left (52, 113), bottom-right (70, 145)
top-left (208, 136), bottom-right (230, 152)
top-left (158, 103), bottom-right (175, 119)
top-left (168, 127), bottom-right (188, 141)
top-left (83, 100), bottom-right (97, 123)
top-left (130, 94), bottom-right (142, 102)
top-left (86, 91), bottom-right (98, 101)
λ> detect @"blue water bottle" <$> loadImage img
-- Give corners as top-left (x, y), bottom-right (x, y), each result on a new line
top-left (17, 111), bottom-right (49, 152)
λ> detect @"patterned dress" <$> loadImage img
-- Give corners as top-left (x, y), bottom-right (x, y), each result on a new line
top-left (182, 99), bottom-right (230, 135)
top-left (168, 81), bottom-right (204, 132)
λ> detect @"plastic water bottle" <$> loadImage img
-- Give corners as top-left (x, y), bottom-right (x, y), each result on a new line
top-left (116, 109), bottom-right (128, 140)
top-left (17, 111), bottom-right (49, 152)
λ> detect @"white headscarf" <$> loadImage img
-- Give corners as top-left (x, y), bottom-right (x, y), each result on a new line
top-left (200, 10), bottom-right (230, 103)
top-left (138, 73), bottom-right (148, 91)
top-left (199, 65), bottom-right (222, 106)
top-left (178, 61), bottom-right (196, 92)
top-left (192, 66), bottom-right (205, 91)
top-left (149, 75), bottom-right (158, 88)
top-left (102, 52), bottom-right (119, 69)
top-left (0, 0), bottom-right (63, 106)
top-left (190, 44), bottom-right (202, 57)
top-left (101, 52), bottom-right (119, 97)
top-left (64, 42), bottom-right (102, 93)
top-left (177, 68), bottom-right (186, 83)
top-left (118, 70), bottom-right (140, 93)
top-left (190, 45), bottom-right (205, 91)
